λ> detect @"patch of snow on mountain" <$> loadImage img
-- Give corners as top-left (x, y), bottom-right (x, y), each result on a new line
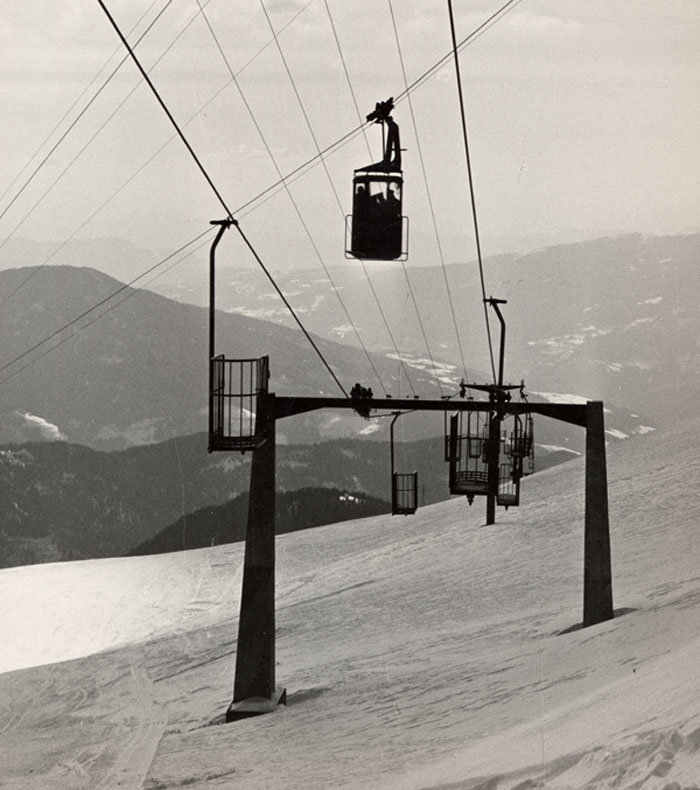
top-left (606, 428), bottom-right (629, 439)
top-left (601, 360), bottom-right (652, 372)
top-left (638, 296), bottom-right (663, 305)
top-left (581, 325), bottom-right (613, 336)
top-left (19, 412), bottom-right (66, 441)
top-left (230, 306), bottom-right (287, 321)
top-left (528, 333), bottom-right (586, 359)
top-left (539, 444), bottom-right (581, 455)
top-left (626, 316), bottom-right (655, 329)
top-left (385, 354), bottom-right (459, 383)
top-left (331, 323), bottom-right (355, 338)
top-left (637, 425), bottom-right (656, 434)
top-left (532, 391), bottom-right (590, 405)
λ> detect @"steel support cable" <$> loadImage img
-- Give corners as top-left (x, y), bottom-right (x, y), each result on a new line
top-left (393, 0), bottom-right (522, 108)
top-left (321, 0), bottom-right (415, 396)
top-left (447, 0), bottom-right (497, 383)
top-left (0, 0), bottom-right (173, 228)
top-left (231, 0), bottom-right (522, 220)
top-left (393, 289), bottom-right (416, 398)
top-left (1, 0), bottom-right (315, 313)
top-left (324, 8), bottom-right (410, 395)
top-left (388, 0), bottom-right (469, 387)
top-left (258, 0), bottom-right (346, 217)
top-left (0, 230), bottom-right (217, 388)
top-left (1, 1), bottom-right (518, 388)
top-left (0, 0), bottom-right (318, 388)
top-left (388, 0), bottom-right (465, 397)
top-left (261, 0), bottom-right (419, 395)
top-left (358, 258), bottom-right (416, 397)
top-left (196, 0), bottom-right (383, 393)
top-left (0, 227), bottom-right (213, 379)
top-left (322, 0), bottom-right (373, 161)
top-left (0, 0), bottom-right (161, 212)
top-left (0, 0), bottom-right (213, 311)
top-left (0, 235), bottom-right (213, 386)
top-left (97, 0), bottom-right (348, 399)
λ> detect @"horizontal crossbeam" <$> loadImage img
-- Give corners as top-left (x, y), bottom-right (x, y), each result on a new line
top-left (273, 396), bottom-right (588, 427)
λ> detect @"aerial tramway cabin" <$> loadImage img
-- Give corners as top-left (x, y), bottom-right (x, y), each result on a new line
top-left (346, 98), bottom-right (408, 261)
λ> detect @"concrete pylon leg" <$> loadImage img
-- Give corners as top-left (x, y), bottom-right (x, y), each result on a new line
top-left (486, 411), bottom-right (499, 525)
top-left (583, 400), bottom-right (614, 627)
top-left (227, 394), bottom-right (285, 721)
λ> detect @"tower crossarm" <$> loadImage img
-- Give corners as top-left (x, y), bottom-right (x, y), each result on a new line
top-left (272, 395), bottom-right (588, 427)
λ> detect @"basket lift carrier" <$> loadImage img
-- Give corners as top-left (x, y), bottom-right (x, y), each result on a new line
top-left (209, 355), bottom-right (269, 452)
top-left (390, 412), bottom-right (418, 515)
top-left (496, 412), bottom-right (535, 508)
top-left (447, 410), bottom-right (492, 503)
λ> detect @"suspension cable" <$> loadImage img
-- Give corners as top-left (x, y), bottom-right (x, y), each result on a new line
top-left (358, 259), bottom-right (416, 397)
top-left (262, 0), bottom-right (424, 395)
top-left (196, 0), bottom-right (383, 392)
top-left (97, 0), bottom-right (348, 398)
top-left (2, 1), bottom-right (520, 392)
top-left (0, 0), bottom-right (314, 312)
top-left (97, 0), bottom-right (232, 218)
top-left (0, 0), bottom-right (205, 307)
top-left (0, 0), bottom-right (173, 227)
top-left (0, 0), bottom-right (161, 212)
top-left (0, 228), bottom-right (213, 378)
top-left (395, 0), bottom-right (523, 106)
top-left (322, 0), bottom-right (374, 161)
top-left (321, 0), bottom-right (415, 395)
top-left (232, 0), bottom-right (522, 220)
top-left (388, 0), bottom-right (467, 392)
top-left (447, 0), bottom-right (497, 383)
top-left (389, 0), bottom-right (469, 383)
top-left (258, 0), bottom-right (345, 216)
top-left (0, 233), bottom-right (214, 387)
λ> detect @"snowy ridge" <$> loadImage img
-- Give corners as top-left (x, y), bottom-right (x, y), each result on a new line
top-left (1, 419), bottom-right (699, 788)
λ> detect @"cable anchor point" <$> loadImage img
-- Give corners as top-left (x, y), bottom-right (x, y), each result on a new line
top-left (210, 217), bottom-right (238, 228)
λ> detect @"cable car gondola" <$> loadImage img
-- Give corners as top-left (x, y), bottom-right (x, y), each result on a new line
top-left (346, 98), bottom-right (408, 261)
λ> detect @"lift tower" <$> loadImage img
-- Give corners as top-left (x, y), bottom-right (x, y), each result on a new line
top-left (207, 224), bottom-right (613, 722)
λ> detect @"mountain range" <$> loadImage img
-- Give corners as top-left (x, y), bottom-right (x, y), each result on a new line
top-left (0, 432), bottom-right (577, 569)
top-left (0, 231), bottom-right (682, 453)
top-left (0, 232), bottom-right (691, 568)
top-left (0, 264), bottom-right (441, 450)
top-left (150, 231), bottom-right (699, 430)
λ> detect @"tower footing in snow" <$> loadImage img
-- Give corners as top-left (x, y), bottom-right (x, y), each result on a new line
top-left (226, 687), bottom-right (287, 722)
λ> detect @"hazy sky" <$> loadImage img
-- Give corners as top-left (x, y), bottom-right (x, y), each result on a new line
top-left (1, 1), bottom-right (698, 270)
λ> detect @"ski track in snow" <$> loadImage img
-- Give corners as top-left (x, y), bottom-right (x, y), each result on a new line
top-left (2, 419), bottom-right (700, 788)
top-left (94, 651), bottom-right (166, 790)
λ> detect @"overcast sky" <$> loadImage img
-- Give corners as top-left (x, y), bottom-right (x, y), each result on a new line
top-left (1, 1), bottom-right (698, 269)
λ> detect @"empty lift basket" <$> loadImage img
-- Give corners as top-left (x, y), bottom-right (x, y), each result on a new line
top-left (496, 461), bottom-right (520, 508)
top-left (209, 356), bottom-right (269, 452)
top-left (392, 471), bottom-right (418, 515)
top-left (448, 411), bottom-right (490, 497)
top-left (508, 413), bottom-right (534, 459)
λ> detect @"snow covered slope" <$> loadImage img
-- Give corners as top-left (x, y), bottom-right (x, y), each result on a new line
top-left (1, 418), bottom-right (699, 789)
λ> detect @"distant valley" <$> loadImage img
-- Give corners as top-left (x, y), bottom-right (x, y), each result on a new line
top-left (0, 232), bottom-right (693, 568)
top-left (0, 432), bottom-right (577, 569)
